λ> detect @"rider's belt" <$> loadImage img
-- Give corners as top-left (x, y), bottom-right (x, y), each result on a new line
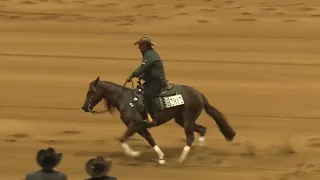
top-left (145, 76), bottom-right (165, 83)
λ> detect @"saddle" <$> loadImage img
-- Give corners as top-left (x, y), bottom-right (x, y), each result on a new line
top-left (132, 80), bottom-right (184, 112)
top-left (137, 80), bottom-right (174, 96)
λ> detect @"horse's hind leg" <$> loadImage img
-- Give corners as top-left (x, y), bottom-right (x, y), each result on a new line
top-left (137, 129), bottom-right (165, 164)
top-left (194, 124), bottom-right (207, 147)
top-left (179, 116), bottom-right (195, 163)
top-left (175, 112), bottom-right (206, 147)
top-left (177, 107), bottom-right (205, 163)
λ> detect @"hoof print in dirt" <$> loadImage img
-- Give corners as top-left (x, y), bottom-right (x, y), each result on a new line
top-left (4, 138), bottom-right (17, 143)
top-left (7, 133), bottom-right (30, 139)
top-left (62, 130), bottom-right (82, 135)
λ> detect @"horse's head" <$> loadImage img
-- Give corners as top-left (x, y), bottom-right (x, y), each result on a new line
top-left (82, 76), bottom-right (105, 113)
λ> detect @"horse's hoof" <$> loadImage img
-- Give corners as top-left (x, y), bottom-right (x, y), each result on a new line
top-left (158, 159), bottom-right (166, 164)
top-left (197, 137), bottom-right (205, 147)
top-left (178, 157), bottom-right (185, 163)
top-left (130, 151), bottom-right (141, 157)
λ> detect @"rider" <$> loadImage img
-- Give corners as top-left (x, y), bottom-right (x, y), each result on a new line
top-left (126, 36), bottom-right (167, 126)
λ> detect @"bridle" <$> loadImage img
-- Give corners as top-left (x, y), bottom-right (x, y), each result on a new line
top-left (87, 80), bottom-right (137, 114)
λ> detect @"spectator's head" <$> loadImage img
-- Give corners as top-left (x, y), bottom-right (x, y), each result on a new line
top-left (85, 156), bottom-right (112, 178)
top-left (36, 147), bottom-right (62, 171)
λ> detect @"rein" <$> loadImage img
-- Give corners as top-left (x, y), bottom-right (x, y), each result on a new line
top-left (90, 80), bottom-right (136, 114)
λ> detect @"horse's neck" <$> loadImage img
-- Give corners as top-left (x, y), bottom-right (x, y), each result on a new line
top-left (100, 81), bottom-right (125, 92)
top-left (100, 81), bottom-right (130, 107)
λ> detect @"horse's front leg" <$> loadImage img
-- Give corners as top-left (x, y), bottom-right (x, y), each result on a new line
top-left (138, 129), bottom-right (165, 164)
top-left (119, 122), bottom-right (142, 158)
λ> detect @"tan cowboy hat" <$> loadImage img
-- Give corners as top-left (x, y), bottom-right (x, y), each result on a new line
top-left (133, 36), bottom-right (156, 46)
top-left (85, 156), bottom-right (112, 178)
top-left (36, 147), bottom-right (62, 169)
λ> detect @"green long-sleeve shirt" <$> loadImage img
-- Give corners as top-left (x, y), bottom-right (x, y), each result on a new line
top-left (129, 49), bottom-right (166, 82)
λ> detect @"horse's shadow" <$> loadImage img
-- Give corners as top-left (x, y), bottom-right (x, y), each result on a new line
top-left (73, 143), bottom-right (235, 166)
top-left (74, 145), bottom-right (182, 159)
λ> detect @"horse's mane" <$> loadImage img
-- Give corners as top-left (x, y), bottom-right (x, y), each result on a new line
top-left (98, 81), bottom-right (129, 116)
top-left (102, 97), bottom-right (116, 115)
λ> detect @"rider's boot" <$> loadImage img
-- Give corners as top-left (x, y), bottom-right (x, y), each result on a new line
top-left (142, 95), bottom-right (157, 127)
top-left (143, 112), bottom-right (156, 127)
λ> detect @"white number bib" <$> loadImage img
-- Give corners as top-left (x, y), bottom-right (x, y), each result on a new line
top-left (164, 94), bottom-right (185, 108)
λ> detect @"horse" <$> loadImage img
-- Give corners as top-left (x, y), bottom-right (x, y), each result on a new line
top-left (81, 76), bottom-right (236, 164)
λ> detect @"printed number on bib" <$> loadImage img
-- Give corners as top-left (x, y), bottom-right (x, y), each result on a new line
top-left (166, 94), bottom-right (184, 107)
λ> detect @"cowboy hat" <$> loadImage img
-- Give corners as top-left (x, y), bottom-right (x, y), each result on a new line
top-left (85, 156), bottom-right (112, 178)
top-left (36, 147), bottom-right (62, 169)
top-left (133, 36), bottom-right (156, 46)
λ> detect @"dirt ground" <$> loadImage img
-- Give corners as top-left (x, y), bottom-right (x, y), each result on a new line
top-left (1, 0), bottom-right (320, 179)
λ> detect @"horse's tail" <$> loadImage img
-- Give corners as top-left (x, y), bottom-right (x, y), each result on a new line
top-left (202, 94), bottom-right (236, 141)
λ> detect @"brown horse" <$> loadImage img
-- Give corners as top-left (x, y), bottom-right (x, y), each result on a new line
top-left (81, 76), bottom-right (236, 164)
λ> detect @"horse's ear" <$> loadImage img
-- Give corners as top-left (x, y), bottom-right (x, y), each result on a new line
top-left (94, 76), bottom-right (100, 86)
